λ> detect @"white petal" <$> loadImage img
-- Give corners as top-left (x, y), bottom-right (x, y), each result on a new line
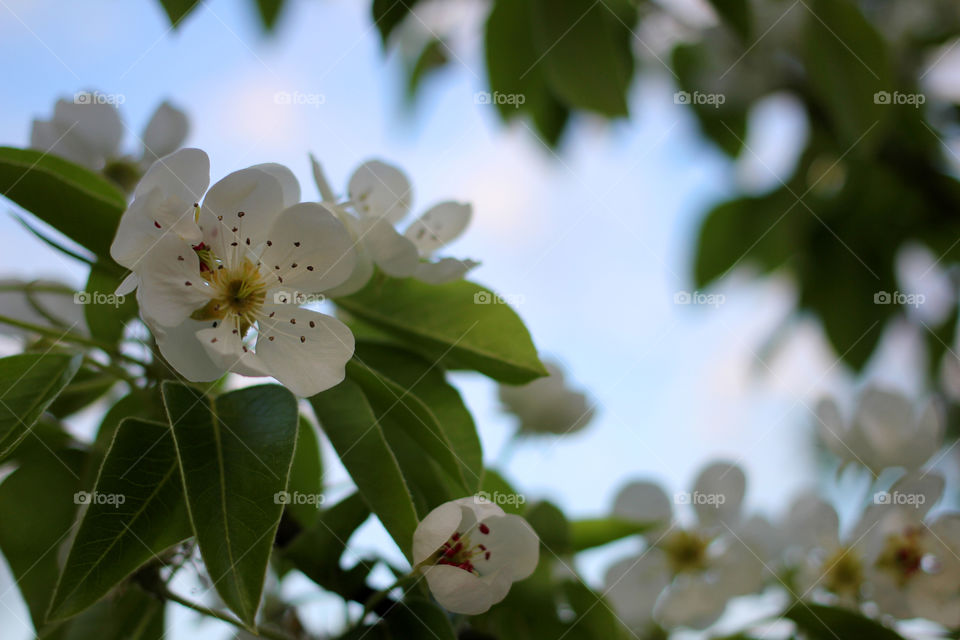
top-left (413, 501), bottom-right (463, 566)
top-left (613, 481), bottom-right (673, 530)
top-left (52, 98), bottom-right (124, 164)
top-left (141, 101), bottom-right (189, 162)
top-left (359, 217), bottom-right (419, 278)
top-left (404, 202), bottom-right (471, 256)
top-left (655, 576), bottom-right (728, 629)
top-left (30, 119), bottom-right (98, 168)
top-left (258, 203), bottom-right (356, 292)
top-left (135, 147), bottom-right (210, 204)
top-left (692, 461), bottom-right (746, 528)
top-left (454, 496), bottom-right (505, 523)
top-left (470, 513), bottom-right (539, 581)
top-left (348, 160), bottom-right (412, 224)
top-left (414, 258), bottom-right (479, 284)
top-left (198, 166), bottom-right (287, 264)
top-left (604, 551), bottom-right (670, 631)
top-left (785, 491), bottom-right (840, 550)
top-left (249, 162), bottom-right (301, 209)
top-left (815, 396), bottom-right (851, 461)
top-left (148, 318), bottom-right (227, 382)
top-left (309, 153), bottom-right (337, 202)
top-left (423, 565), bottom-right (493, 615)
top-left (323, 250), bottom-right (375, 297)
top-left (255, 306), bottom-right (354, 397)
top-left (115, 272), bottom-right (139, 296)
top-left (110, 189), bottom-right (165, 270)
top-left (136, 234), bottom-right (213, 327)
top-left (196, 320), bottom-right (267, 378)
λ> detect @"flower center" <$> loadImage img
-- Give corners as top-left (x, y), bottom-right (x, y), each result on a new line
top-left (876, 528), bottom-right (924, 586)
top-left (661, 529), bottom-right (710, 574)
top-left (435, 524), bottom-right (492, 574)
top-left (821, 546), bottom-right (864, 596)
top-left (190, 255), bottom-right (268, 333)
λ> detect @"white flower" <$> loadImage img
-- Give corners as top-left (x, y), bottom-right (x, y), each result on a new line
top-left (117, 154), bottom-right (357, 397)
top-left (412, 497), bottom-right (539, 615)
top-left (31, 94), bottom-right (188, 176)
top-left (498, 361), bottom-right (594, 435)
top-left (310, 156), bottom-right (478, 295)
top-left (604, 461), bottom-right (766, 631)
top-left (816, 387), bottom-right (943, 474)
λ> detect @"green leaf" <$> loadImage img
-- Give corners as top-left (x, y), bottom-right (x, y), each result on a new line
top-left (0, 147), bottom-right (127, 260)
top-left (284, 492), bottom-right (372, 598)
top-left (372, 0), bottom-right (421, 45)
top-left (346, 360), bottom-right (469, 493)
top-left (525, 501), bottom-right (570, 554)
top-left (83, 267), bottom-right (138, 346)
top-left (0, 352), bottom-right (81, 458)
top-left (158, 0), bottom-right (201, 27)
top-left (47, 367), bottom-right (115, 417)
top-left (384, 597), bottom-right (457, 640)
top-left (308, 379), bottom-right (419, 558)
top-left (707, 0), bottom-right (752, 42)
top-left (485, 0), bottom-right (571, 145)
top-left (48, 419), bottom-right (192, 620)
top-left (0, 447), bottom-right (85, 632)
top-left (407, 38), bottom-right (449, 103)
top-left (255, 0), bottom-right (286, 30)
top-left (529, 0), bottom-right (633, 117)
top-left (57, 585), bottom-right (165, 640)
top-left (562, 581), bottom-right (623, 640)
top-left (336, 277), bottom-right (546, 384)
top-left (784, 603), bottom-right (906, 640)
top-left (803, 0), bottom-right (892, 148)
top-left (569, 517), bottom-right (655, 551)
top-left (162, 382), bottom-right (299, 626)
top-left (480, 469), bottom-right (525, 515)
top-left (353, 341), bottom-right (483, 490)
top-left (285, 415), bottom-right (324, 527)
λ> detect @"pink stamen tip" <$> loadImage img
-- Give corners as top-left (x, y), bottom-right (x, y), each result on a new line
top-left (479, 523), bottom-right (490, 535)
top-left (485, 551), bottom-right (491, 560)
top-left (478, 544), bottom-right (486, 551)
top-left (154, 221), bottom-right (161, 229)
top-left (452, 532), bottom-right (460, 541)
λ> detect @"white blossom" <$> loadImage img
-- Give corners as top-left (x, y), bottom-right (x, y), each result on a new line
top-left (498, 360), bottom-right (594, 435)
top-left (413, 497), bottom-right (539, 615)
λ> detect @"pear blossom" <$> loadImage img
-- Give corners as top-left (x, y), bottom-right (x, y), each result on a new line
top-left (816, 387), bottom-right (943, 474)
top-left (604, 461), bottom-right (770, 631)
top-left (31, 93), bottom-right (188, 190)
top-left (116, 153), bottom-right (357, 396)
top-left (413, 496), bottom-right (539, 615)
top-left (310, 155), bottom-right (478, 295)
top-left (498, 361), bottom-right (595, 435)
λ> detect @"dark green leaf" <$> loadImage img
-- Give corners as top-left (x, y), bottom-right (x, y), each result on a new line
top-left (48, 419), bottom-right (192, 620)
top-left (480, 469), bottom-right (525, 515)
top-left (562, 581), bottom-right (622, 640)
top-left (162, 382), bottom-right (299, 626)
top-left (47, 367), bottom-right (115, 417)
top-left (57, 585), bottom-right (165, 640)
top-left (525, 501), bottom-right (570, 554)
top-left (570, 517), bottom-right (655, 551)
top-left (158, 0), bottom-right (201, 27)
top-left (286, 415), bottom-right (324, 527)
top-left (346, 360), bottom-right (469, 493)
top-left (784, 603), bottom-right (905, 640)
top-left (83, 267), bottom-right (138, 346)
top-left (0, 447), bottom-right (85, 632)
top-left (708, 0), bottom-right (752, 42)
top-left (384, 597), bottom-right (457, 640)
top-left (0, 147), bottom-right (126, 260)
top-left (804, 0), bottom-right (893, 148)
top-left (354, 341), bottom-right (483, 490)
top-left (255, 0), bottom-right (286, 31)
top-left (529, 0), bottom-right (633, 117)
top-left (372, 0), bottom-right (421, 45)
top-left (336, 277), bottom-right (547, 384)
top-left (0, 352), bottom-right (81, 458)
top-left (308, 379), bottom-right (419, 558)
top-left (284, 492), bottom-right (372, 597)
top-left (407, 38), bottom-right (449, 103)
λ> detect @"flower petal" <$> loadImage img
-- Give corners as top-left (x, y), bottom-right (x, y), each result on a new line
top-left (141, 101), bottom-right (189, 163)
top-left (423, 565), bottom-right (494, 615)
top-left (258, 203), bottom-right (356, 293)
top-left (691, 460), bottom-right (745, 528)
top-left (348, 160), bottom-right (412, 224)
top-left (414, 258), bottom-right (479, 284)
top-left (135, 234), bottom-right (213, 327)
top-left (471, 513), bottom-right (539, 581)
top-left (52, 97), bottom-right (124, 164)
top-left (148, 318), bottom-right (227, 382)
top-left (249, 162), bottom-right (301, 209)
top-left (655, 575), bottom-right (728, 629)
top-left (310, 153), bottom-right (337, 202)
top-left (604, 551), bottom-right (670, 631)
top-left (359, 217), bottom-right (419, 278)
top-left (30, 118), bottom-right (98, 169)
top-left (255, 306), bottom-right (354, 397)
top-left (196, 319), bottom-right (268, 378)
top-left (413, 501), bottom-right (463, 566)
top-left (135, 147), bottom-right (209, 207)
top-left (613, 480), bottom-right (673, 529)
top-left (198, 166), bottom-right (286, 263)
top-left (404, 201), bottom-right (471, 256)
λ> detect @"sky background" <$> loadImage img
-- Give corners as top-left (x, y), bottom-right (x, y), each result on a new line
top-left (0, 0), bottom-right (945, 638)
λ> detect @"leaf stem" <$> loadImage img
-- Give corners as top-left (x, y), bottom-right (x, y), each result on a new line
top-left (161, 588), bottom-right (297, 640)
top-left (0, 313), bottom-right (148, 368)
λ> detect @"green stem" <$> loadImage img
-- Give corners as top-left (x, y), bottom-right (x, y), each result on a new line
top-left (162, 588), bottom-right (297, 640)
top-left (359, 572), bottom-right (420, 622)
top-left (0, 313), bottom-right (148, 368)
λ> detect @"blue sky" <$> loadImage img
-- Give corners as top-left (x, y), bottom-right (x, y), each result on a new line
top-left (0, 0), bottom-right (880, 637)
